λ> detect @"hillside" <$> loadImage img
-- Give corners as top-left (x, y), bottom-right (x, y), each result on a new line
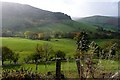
top-left (2, 2), bottom-right (97, 34)
top-left (2, 2), bottom-right (71, 31)
top-left (76, 15), bottom-right (119, 32)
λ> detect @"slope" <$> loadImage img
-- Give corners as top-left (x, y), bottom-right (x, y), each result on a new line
top-left (76, 15), bottom-right (119, 32)
top-left (2, 2), bottom-right (97, 33)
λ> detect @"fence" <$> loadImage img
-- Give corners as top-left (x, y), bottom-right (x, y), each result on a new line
top-left (2, 57), bottom-right (120, 79)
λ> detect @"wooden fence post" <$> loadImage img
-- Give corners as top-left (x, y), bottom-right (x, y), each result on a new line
top-left (76, 58), bottom-right (83, 79)
top-left (56, 58), bottom-right (61, 80)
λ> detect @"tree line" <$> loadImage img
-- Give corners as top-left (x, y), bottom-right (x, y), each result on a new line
top-left (2, 29), bottom-right (120, 40)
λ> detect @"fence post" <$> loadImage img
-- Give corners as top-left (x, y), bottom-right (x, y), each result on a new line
top-left (56, 58), bottom-right (61, 80)
top-left (36, 62), bottom-right (38, 73)
top-left (76, 58), bottom-right (83, 79)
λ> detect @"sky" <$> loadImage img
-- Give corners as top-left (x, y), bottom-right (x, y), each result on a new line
top-left (1, 0), bottom-right (119, 18)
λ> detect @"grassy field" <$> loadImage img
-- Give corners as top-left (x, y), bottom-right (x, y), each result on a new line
top-left (1, 37), bottom-right (76, 62)
top-left (2, 60), bottom-right (119, 78)
top-left (1, 37), bottom-right (119, 78)
top-left (0, 37), bottom-right (112, 62)
top-left (3, 60), bottom-right (119, 72)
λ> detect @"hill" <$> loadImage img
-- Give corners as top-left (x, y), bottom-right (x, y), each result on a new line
top-left (2, 2), bottom-right (97, 34)
top-left (76, 15), bottom-right (119, 32)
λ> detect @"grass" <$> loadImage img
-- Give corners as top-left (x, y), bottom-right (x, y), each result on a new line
top-left (2, 61), bottom-right (77, 76)
top-left (1, 37), bottom-right (76, 62)
top-left (1, 37), bottom-right (119, 77)
top-left (93, 39), bottom-right (112, 46)
top-left (0, 37), bottom-right (112, 62)
top-left (98, 59), bottom-right (119, 73)
top-left (2, 60), bottom-right (119, 78)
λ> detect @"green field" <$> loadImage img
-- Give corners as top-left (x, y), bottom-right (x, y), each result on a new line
top-left (2, 60), bottom-right (119, 78)
top-left (1, 37), bottom-right (119, 78)
top-left (1, 37), bottom-right (112, 62)
top-left (1, 37), bottom-right (76, 62)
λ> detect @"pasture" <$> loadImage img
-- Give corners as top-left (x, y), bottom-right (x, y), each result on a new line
top-left (1, 37), bottom-right (119, 78)
top-left (1, 37), bottom-right (112, 62)
top-left (2, 60), bottom-right (119, 78)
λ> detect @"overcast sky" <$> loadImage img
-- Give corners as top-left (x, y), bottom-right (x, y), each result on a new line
top-left (1, 0), bottom-right (119, 18)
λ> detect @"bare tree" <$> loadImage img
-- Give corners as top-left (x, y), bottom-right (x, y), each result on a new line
top-left (75, 32), bottom-right (90, 79)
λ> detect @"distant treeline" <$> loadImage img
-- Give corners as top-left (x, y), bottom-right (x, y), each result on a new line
top-left (1, 29), bottom-right (120, 40)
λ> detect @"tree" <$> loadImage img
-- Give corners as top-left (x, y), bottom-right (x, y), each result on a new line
top-left (24, 55), bottom-right (32, 63)
top-left (43, 33), bottom-right (51, 41)
top-left (55, 50), bottom-right (66, 60)
top-left (88, 41), bottom-right (101, 58)
top-left (43, 43), bottom-right (55, 60)
top-left (76, 32), bottom-right (89, 53)
top-left (108, 43), bottom-right (116, 59)
top-left (12, 53), bottom-right (19, 64)
top-left (32, 43), bottom-right (55, 62)
top-left (31, 44), bottom-right (44, 71)
top-left (42, 43), bottom-right (55, 75)
top-left (37, 33), bottom-right (45, 40)
top-left (86, 41), bottom-right (100, 78)
top-left (75, 32), bottom-right (90, 79)
top-left (54, 32), bottom-right (62, 38)
top-left (97, 26), bottom-right (104, 31)
top-left (2, 46), bottom-right (14, 65)
top-left (2, 30), bottom-right (13, 37)
top-left (24, 31), bottom-right (33, 39)
top-left (102, 40), bottom-right (118, 59)
top-left (29, 43), bottom-right (55, 72)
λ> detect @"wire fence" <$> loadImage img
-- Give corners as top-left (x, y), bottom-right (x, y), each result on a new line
top-left (1, 56), bottom-right (120, 79)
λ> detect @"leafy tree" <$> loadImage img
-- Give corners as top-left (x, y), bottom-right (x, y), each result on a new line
top-left (101, 40), bottom-right (118, 59)
top-left (31, 44), bottom-right (44, 71)
top-left (31, 33), bottom-right (38, 40)
top-left (2, 30), bottom-right (13, 37)
top-left (54, 32), bottom-right (62, 38)
top-left (29, 43), bottom-right (55, 72)
top-left (24, 31), bottom-right (33, 39)
top-left (12, 53), bottom-right (19, 64)
top-left (41, 43), bottom-right (55, 73)
top-left (108, 43), bottom-right (116, 59)
top-left (2, 46), bottom-right (14, 65)
top-left (43, 33), bottom-right (51, 41)
top-left (38, 33), bottom-right (45, 40)
top-left (55, 50), bottom-right (66, 60)
top-left (97, 26), bottom-right (104, 31)
top-left (43, 43), bottom-right (54, 61)
top-left (63, 32), bottom-right (75, 39)
top-left (24, 56), bottom-right (32, 63)
top-left (112, 40), bottom-right (120, 60)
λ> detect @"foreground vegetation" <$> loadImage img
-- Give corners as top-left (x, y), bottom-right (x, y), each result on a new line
top-left (3, 60), bottom-right (119, 74)
top-left (1, 33), bottom-right (119, 79)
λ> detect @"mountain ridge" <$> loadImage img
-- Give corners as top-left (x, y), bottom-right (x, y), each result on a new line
top-left (2, 2), bottom-right (98, 33)
top-left (76, 15), bottom-right (119, 32)
top-left (2, 2), bottom-right (72, 28)
top-left (2, 2), bottom-right (119, 34)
